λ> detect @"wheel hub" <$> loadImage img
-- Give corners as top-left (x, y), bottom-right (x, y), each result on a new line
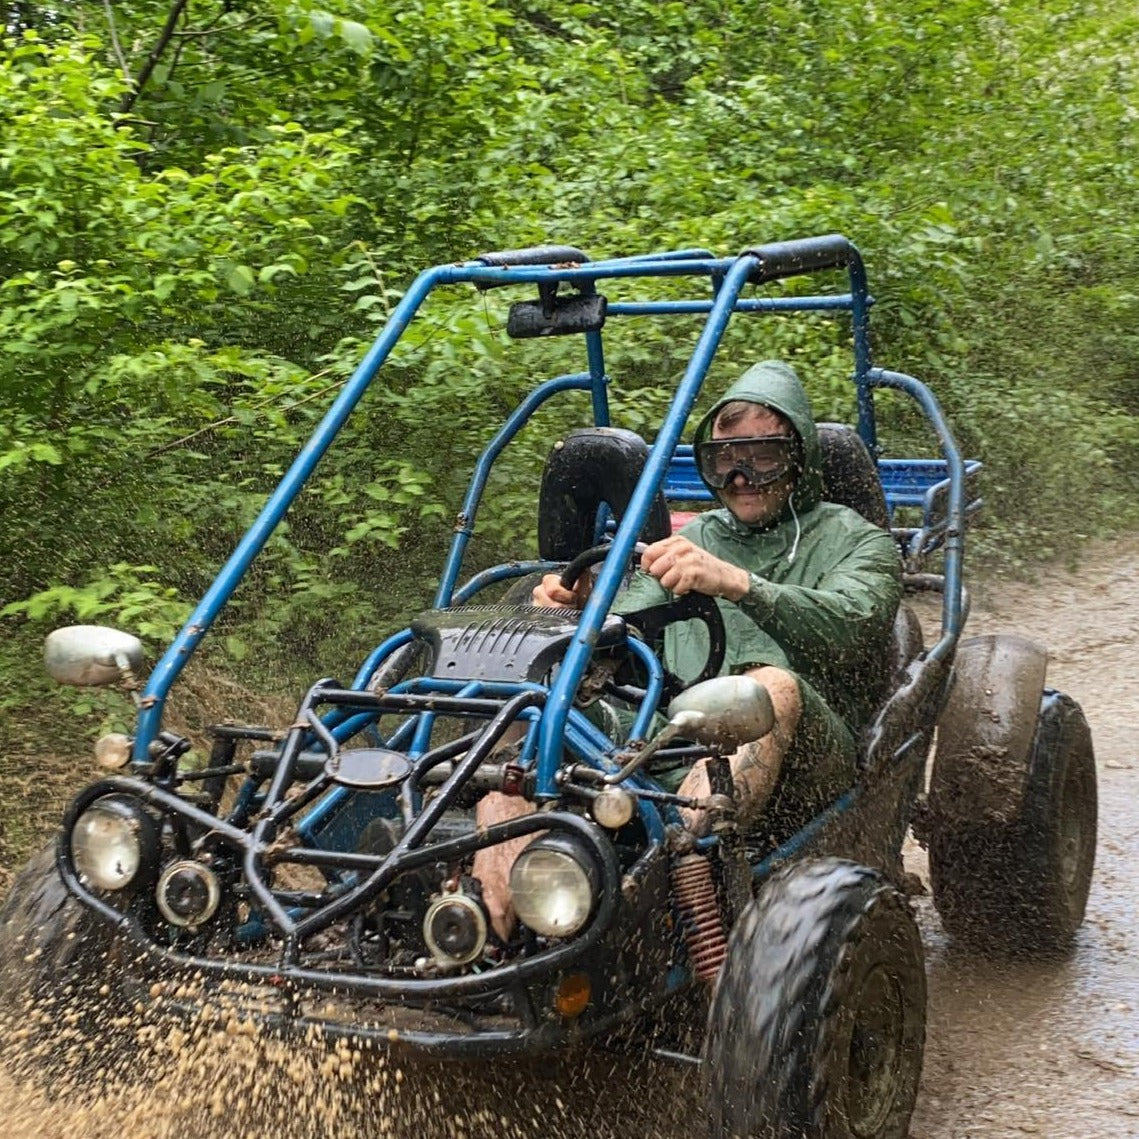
top-left (846, 964), bottom-right (905, 1137)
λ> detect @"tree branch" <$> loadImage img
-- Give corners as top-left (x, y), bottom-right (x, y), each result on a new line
top-left (102, 0), bottom-right (133, 83)
top-left (120, 0), bottom-right (191, 116)
top-left (143, 371), bottom-right (340, 460)
top-left (173, 13), bottom-right (261, 38)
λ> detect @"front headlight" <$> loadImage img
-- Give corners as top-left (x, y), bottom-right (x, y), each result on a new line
top-left (72, 796), bottom-right (157, 893)
top-left (509, 835), bottom-right (599, 938)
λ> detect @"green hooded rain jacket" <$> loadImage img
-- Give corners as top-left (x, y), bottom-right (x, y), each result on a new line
top-left (615, 360), bottom-right (902, 736)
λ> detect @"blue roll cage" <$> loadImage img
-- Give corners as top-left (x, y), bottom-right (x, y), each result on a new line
top-left (133, 235), bottom-right (976, 809)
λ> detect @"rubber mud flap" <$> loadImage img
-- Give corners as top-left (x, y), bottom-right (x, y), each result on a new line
top-left (931, 634), bottom-right (1048, 828)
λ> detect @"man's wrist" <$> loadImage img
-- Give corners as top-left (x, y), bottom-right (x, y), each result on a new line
top-left (721, 565), bottom-right (752, 602)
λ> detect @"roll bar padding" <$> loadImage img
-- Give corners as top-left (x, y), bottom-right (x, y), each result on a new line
top-left (739, 234), bottom-right (855, 283)
top-left (475, 245), bottom-right (590, 268)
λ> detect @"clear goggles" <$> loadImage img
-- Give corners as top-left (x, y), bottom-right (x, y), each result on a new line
top-left (695, 434), bottom-right (798, 490)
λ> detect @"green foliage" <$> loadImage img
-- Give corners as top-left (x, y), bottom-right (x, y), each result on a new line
top-left (1, 563), bottom-right (190, 643)
top-left (3, 0), bottom-right (1139, 734)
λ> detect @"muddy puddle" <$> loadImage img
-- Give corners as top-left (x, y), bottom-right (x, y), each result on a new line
top-left (2, 538), bottom-right (1137, 1136)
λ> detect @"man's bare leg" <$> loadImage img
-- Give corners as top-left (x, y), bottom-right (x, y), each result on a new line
top-left (472, 793), bottom-right (534, 941)
top-left (474, 667), bottom-right (801, 932)
top-left (468, 722), bottom-right (534, 941)
top-left (678, 666), bottom-right (802, 835)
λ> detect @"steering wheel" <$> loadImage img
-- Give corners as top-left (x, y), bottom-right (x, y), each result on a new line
top-left (559, 543), bottom-right (727, 702)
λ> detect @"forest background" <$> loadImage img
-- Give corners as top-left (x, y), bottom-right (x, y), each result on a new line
top-left (2, 0), bottom-right (1139, 832)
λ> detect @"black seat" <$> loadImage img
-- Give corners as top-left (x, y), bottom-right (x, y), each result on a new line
top-left (502, 428), bottom-right (671, 605)
top-left (816, 422), bottom-right (890, 529)
top-left (536, 428), bottom-right (671, 561)
top-left (816, 423), bottom-right (923, 686)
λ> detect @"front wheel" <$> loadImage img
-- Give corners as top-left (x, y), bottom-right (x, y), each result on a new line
top-left (703, 858), bottom-right (926, 1139)
top-left (0, 842), bottom-right (117, 1011)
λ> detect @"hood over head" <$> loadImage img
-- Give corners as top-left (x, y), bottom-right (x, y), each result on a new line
top-left (692, 359), bottom-right (823, 519)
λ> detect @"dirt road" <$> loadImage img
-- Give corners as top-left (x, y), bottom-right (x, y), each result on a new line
top-left (1, 538), bottom-right (1137, 1136)
top-left (906, 539), bottom-right (1139, 1139)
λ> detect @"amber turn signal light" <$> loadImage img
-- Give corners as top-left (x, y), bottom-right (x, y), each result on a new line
top-left (553, 972), bottom-right (591, 1019)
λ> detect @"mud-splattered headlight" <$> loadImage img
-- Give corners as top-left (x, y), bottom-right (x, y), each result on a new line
top-left (157, 860), bottom-right (221, 928)
top-left (509, 835), bottom-right (599, 938)
top-left (71, 796), bottom-right (158, 893)
top-left (423, 892), bottom-right (487, 966)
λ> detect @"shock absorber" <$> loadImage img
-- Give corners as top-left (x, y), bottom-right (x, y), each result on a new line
top-left (671, 853), bottom-right (728, 983)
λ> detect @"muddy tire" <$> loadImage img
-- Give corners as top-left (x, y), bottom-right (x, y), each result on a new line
top-left (0, 842), bottom-right (116, 1008)
top-left (929, 689), bottom-right (1097, 953)
top-left (703, 858), bottom-right (926, 1139)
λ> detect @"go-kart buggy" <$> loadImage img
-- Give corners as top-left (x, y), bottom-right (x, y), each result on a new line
top-left (1, 236), bottom-right (1098, 1138)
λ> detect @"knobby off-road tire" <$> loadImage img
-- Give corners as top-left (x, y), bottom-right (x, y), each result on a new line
top-left (930, 690), bottom-right (1096, 954)
top-left (0, 842), bottom-right (117, 1013)
top-left (704, 858), bottom-right (926, 1139)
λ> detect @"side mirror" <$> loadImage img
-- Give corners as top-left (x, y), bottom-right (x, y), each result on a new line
top-left (666, 675), bottom-right (775, 748)
top-left (604, 675), bottom-right (774, 784)
top-left (44, 625), bottom-right (145, 687)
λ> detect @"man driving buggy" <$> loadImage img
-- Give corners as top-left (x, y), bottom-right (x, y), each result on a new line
top-left (475, 360), bottom-right (904, 941)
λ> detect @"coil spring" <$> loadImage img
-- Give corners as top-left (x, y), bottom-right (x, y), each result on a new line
top-left (671, 853), bottom-right (727, 982)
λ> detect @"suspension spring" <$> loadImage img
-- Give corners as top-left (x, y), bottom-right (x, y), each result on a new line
top-left (671, 853), bottom-right (727, 983)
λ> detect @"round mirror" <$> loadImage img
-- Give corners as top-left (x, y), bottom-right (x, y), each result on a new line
top-left (44, 625), bottom-right (145, 687)
top-left (666, 675), bottom-right (775, 747)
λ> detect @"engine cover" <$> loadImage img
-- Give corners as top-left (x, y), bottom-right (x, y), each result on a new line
top-left (410, 605), bottom-right (628, 683)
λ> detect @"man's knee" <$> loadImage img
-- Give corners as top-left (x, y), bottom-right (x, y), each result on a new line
top-left (743, 665), bottom-right (802, 736)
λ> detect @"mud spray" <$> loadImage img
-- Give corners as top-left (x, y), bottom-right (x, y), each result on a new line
top-left (0, 970), bottom-right (440, 1137)
top-left (0, 960), bottom-right (696, 1137)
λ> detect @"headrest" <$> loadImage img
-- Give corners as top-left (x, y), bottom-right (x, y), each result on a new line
top-left (538, 428), bottom-right (671, 561)
top-left (816, 422), bottom-right (889, 529)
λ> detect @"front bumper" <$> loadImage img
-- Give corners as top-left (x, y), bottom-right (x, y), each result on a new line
top-left (59, 774), bottom-right (675, 1058)
top-left (126, 969), bottom-right (651, 1058)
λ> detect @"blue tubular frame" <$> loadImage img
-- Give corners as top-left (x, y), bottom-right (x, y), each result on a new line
top-left (605, 296), bottom-right (857, 315)
top-left (131, 254), bottom-right (755, 758)
top-left (868, 368), bottom-right (967, 658)
top-left (451, 561), bottom-right (561, 605)
top-left (350, 628), bottom-right (416, 690)
top-left (133, 237), bottom-right (966, 770)
top-left (434, 373), bottom-right (594, 608)
top-left (534, 254), bottom-right (760, 798)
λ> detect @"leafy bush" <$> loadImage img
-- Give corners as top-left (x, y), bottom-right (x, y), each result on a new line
top-left (3, 0), bottom-right (1139, 734)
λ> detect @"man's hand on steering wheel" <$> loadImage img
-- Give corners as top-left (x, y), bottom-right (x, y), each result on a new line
top-left (532, 573), bottom-right (590, 608)
top-left (531, 537), bottom-right (733, 701)
top-left (638, 536), bottom-right (751, 601)
top-left (532, 536), bottom-right (751, 609)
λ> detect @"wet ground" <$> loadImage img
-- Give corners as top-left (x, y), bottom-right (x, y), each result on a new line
top-left (906, 539), bottom-right (1139, 1139)
top-left (1, 537), bottom-right (1137, 1136)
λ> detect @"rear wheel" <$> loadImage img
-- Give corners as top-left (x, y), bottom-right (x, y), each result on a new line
top-left (703, 858), bottom-right (926, 1138)
top-left (930, 689), bottom-right (1097, 953)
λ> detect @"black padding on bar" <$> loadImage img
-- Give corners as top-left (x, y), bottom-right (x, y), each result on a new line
top-left (475, 245), bottom-right (589, 268)
top-left (739, 234), bottom-right (854, 283)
